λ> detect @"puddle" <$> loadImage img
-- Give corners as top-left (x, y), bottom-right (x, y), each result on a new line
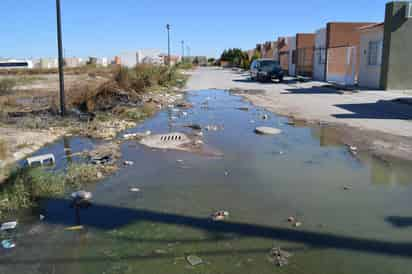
top-left (2, 90), bottom-right (412, 274)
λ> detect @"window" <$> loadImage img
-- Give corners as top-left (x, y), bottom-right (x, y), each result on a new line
top-left (368, 40), bottom-right (382, 66)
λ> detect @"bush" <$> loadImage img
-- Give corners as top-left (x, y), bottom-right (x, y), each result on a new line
top-left (0, 79), bottom-right (16, 94)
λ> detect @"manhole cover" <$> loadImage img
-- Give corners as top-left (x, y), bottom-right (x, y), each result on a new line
top-left (140, 132), bottom-right (194, 151)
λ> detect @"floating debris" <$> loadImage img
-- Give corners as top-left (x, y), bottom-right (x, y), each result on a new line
top-left (255, 127), bottom-right (282, 135)
top-left (1, 221), bottom-right (18, 231)
top-left (1, 239), bottom-right (16, 249)
top-left (224, 170), bottom-right (229, 176)
top-left (343, 185), bottom-right (352, 190)
top-left (236, 107), bottom-right (249, 111)
top-left (262, 114), bottom-right (269, 120)
top-left (205, 125), bottom-right (224, 131)
top-left (185, 124), bottom-right (202, 130)
top-left (129, 187), bottom-right (141, 192)
top-left (71, 191), bottom-right (93, 201)
top-left (65, 225), bottom-right (84, 231)
top-left (211, 210), bottom-right (229, 221)
top-left (294, 222), bottom-right (302, 227)
top-left (124, 160), bottom-right (134, 166)
top-left (186, 255), bottom-right (203, 266)
top-left (176, 102), bottom-right (193, 109)
top-left (123, 131), bottom-right (151, 140)
top-left (268, 247), bottom-right (293, 267)
top-left (26, 153), bottom-right (55, 167)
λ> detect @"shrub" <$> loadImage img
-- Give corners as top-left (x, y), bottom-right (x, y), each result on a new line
top-left (0, 79), bottom-right (16, 94)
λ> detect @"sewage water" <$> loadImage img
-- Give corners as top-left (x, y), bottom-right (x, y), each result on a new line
top-left (1, 89), bottom-right (412, 274)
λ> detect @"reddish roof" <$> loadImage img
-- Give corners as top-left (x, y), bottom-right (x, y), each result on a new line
top-left (358, 22), bottom-right (384, 31)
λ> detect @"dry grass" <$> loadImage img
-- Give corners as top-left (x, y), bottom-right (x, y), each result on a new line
top-left (0, 139), bottom-right (7, 160)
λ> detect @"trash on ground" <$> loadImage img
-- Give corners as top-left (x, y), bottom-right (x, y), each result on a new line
top-left (194, 131), bottom-right (204, 137)
top-left (26, 153), bottom-right (55, 167)
top-left (176, 102), bottom-right (193, 109)
top-left (39, 215), bottom-right (45, 221)
top-left (65, 225), bottom-right (84, 231)
top-left (224, 170), bottom-right (229, 176)
top-left (185, 124), bottom-right (202, 130)
top-left (124, 160), bottom-right (134, 166)
top-left (1, 221), bottom-right (18, 231)
top-left (287, 216), bottom-right (295, 223)
top-left (211, 210), bottom-right (229, 221)
top-left (129, 187), bottom-right (140, 192)
top-left (1, 239), bottom-right (16, 249)
top-left (268, 247), bottom-right (293, 267)
top-left (186, 255), bottom-right (203, 266)
top-left (255, 127), bottom-right (282, 135)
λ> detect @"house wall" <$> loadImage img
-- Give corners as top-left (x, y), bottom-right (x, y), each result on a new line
top-left (296, 33), bottom-right (315, 77)
top-left (313, 28), bottom-right (327, 81)
top-left (359, 26), bottom-right (384, 89)
top-left (278, 37), bottom-right (290, 73)
top-left (381, 1), bottom-right (412, 90)
top-left (119, 52), bottom-right (138, 68)
top-left (288, 37), bottom-right (296, 76)
top-left (325, 22), bottom-right (375, 84)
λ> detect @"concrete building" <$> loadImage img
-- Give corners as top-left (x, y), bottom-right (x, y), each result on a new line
top-left (324, 22), bottom-right (375, 85)
top-left (97, 57), bottom-right (109, 67)
top-left (64, 57), bottom-right (83, 68)
top-left (380, 1), bottom-right (412, 90)
top-left (313, 28), bottom-right (327, 81)
top-left (295, 33), bottom-right (316, 77)
top-left (0, 59), bottom-right (33, 69)
top-left (39, 58), bottom-right (58, 69)
top-left (288, 36), bottom-right (296, 76)
top-left (277, 37), bottom-right (290, 73)
top-left (359, 23), bottom-right (384, 89)
top-left (119, 49), bottom-right (162, 67)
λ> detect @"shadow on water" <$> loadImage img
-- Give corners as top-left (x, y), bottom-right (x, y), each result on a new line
top-left (17, 198), bottom-right (411, 259)
top-left (385, 216), bottom-right (412, 228)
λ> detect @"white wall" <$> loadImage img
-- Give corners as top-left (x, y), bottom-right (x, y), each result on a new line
top-left (313, 28), bottom-right (326, 81)
top-left (119, 52), bottom-right (138, 68)
top-left (288, 37), bottom-right (296, 76)
top-left (359, 27), bottom-right (384, 89)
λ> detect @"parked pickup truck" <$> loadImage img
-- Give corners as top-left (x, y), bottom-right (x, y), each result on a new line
top-left (250, 59), bottom-right (284, 83)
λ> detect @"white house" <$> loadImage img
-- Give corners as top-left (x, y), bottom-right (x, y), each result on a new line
top-left (119, 49), bottom-right (162, 67)
top-left (358, 23), bottom-right (384, 89)
top-left (313, 28), bottom-right (327, 81)
top-left (0, 59), bottom-right (33, 69)
top-left (287, 36), bottom-right (296, 76)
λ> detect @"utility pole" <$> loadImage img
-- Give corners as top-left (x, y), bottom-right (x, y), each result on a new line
top-left (56, 0), bottom-right (65, 116)
top-left (166, 24), bottom-right (171, 67)
top-left (181, 40), bottom-right (185, 63)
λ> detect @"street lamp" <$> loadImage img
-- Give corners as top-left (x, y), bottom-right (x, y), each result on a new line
top-left (166, 24), bottom-right (171, 67)
top-left (56, 0), bottom-right (65, 116)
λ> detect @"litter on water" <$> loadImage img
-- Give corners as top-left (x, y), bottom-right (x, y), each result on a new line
top-left (1, 239), bottom-right (16, 249)
top-left (1, 221), bottom-right (18, 231)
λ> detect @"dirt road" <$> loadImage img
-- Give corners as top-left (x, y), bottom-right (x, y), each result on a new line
top-left (186, 67), bottom-right (412, 160)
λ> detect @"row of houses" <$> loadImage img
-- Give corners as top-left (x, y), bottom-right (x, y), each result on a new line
top-left (249, 1), bottom-right (412, 90)
top-left (1, 49), bottom-right (184, 70)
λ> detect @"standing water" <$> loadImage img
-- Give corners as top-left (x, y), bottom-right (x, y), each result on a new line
top-left (1, 89), bottom-right (412, 274)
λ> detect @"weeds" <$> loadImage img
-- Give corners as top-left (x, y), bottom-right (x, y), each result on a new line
top-left (0, 163), bottom-right (105, 216)
top-left (0, 78), bottom-right (17, 94)
top-left (0, 139), bottom-right (7, 160)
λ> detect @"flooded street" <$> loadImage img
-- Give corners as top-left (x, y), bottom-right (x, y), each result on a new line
top-left (1, 89), bottom-right (412, 274)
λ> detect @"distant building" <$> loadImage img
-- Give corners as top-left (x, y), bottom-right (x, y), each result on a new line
top-left (97, 57), bottom-right (109, 67)
top-left (40, 58), bottom-right (58, 69)
top-left (64, 57), bottom-right (83, 68)
top-left (118, 49), bottom-right (162, 67)
top-left (0, 59), bottom-right (33, 69)
top-left (295, 33), bottom-right (316, 77)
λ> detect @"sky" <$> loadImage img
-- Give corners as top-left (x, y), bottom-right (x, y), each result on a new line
top-left (1, 0), bottom-right (389, 59)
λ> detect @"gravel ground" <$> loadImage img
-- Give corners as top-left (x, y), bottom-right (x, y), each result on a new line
top-left (186, 67), bottom-right (412, 160)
